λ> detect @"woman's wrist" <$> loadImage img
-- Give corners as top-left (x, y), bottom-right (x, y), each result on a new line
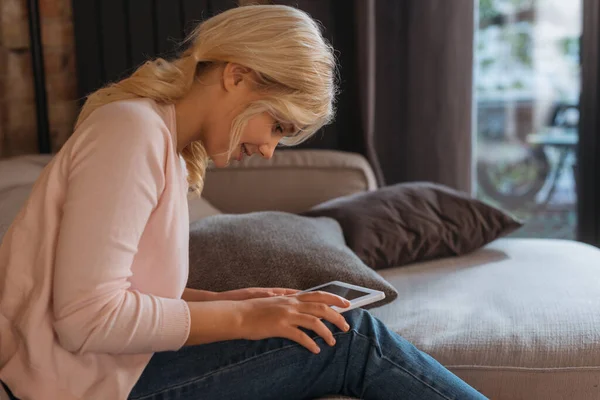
top-left (184, 300), bottom-right (246, 346)
top-left (182, 288), bottom-right (218, 302)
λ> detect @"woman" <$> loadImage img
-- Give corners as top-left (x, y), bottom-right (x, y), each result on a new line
top-left (0, 5), bottom-right (487, 400)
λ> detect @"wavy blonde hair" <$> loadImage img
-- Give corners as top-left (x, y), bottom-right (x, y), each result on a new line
top-left (74, 4), bottom-right (338, 192)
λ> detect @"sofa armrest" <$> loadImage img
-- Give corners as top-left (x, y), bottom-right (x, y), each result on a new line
top-left (202, 149), bottom-right (377, 214)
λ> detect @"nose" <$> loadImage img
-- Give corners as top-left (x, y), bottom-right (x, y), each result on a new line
top-left (258, 143), bottom-right (276, 160)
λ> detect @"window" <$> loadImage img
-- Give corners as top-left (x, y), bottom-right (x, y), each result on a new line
top-left (475, 0), bottom-right (582, 239)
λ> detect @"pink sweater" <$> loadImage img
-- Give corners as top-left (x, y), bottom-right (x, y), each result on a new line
top-left (0, 99), bottom-right (191, 399)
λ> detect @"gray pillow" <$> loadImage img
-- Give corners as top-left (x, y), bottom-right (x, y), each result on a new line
top-left (188, 211), bottom-right (398, 309)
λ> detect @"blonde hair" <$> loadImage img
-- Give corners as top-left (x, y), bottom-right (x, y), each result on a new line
top-left (74, 4), bottom-right (338, 192)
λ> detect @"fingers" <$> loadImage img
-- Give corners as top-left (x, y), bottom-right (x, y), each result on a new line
top-left (293, 313), bottom-right (337, 348)
top-left (284, 326), bottom-right (322, 354)
top-left (295, 291), bottom-right (351, 309)
top-left (243, 288), bottom-right (298, 299)
top-left (270, 288), bottom-right (299, 296)
top-left (297, 302), bottom-right (350, 333)
top-left (240, 293), bottom-right (351, 356)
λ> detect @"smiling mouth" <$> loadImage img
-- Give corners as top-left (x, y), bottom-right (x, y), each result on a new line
top-left (237, 144), bottom-right (249, 161)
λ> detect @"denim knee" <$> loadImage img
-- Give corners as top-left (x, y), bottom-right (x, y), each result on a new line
top-left (331, 308), bottom-right (383, 341)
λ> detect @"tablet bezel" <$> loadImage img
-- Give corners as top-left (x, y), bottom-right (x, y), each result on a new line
top-left (299, 280), bottom-right (385, 312)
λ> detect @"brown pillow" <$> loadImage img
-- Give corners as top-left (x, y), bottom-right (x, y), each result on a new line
top-left (301, 182), bottom-right (523, 270)
top-left (188, 211), bottom-right (398, 309)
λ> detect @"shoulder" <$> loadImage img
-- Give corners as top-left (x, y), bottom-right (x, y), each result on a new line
top-left (85, 98), bottom-right (169, 136)
top-left (72, 98), bottom-right (174, 155)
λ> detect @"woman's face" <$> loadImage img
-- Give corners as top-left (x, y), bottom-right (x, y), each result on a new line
top-left (209, 112), bottom-right (293, 168)
top-left (200, 64), bottom-right (295, 168)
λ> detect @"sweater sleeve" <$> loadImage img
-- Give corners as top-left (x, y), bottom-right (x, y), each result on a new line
top-left (52, 102), bottom-right (190, 355)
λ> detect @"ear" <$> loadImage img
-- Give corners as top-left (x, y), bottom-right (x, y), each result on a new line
top-left (222, 63), bottom-right (252, 92)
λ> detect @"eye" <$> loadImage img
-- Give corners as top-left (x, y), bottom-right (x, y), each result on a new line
top-left (273, 121), bottom-right (285, 135)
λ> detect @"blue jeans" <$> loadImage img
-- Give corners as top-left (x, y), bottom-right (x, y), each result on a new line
top-left (129, 309), bottom-right (487, 400)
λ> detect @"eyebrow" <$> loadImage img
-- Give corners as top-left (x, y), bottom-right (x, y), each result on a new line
top-left (273, 118), bottom-right (302, 137)
top-left (277, 122), bottom-right (297, 136)
top-left (288, 124), bottom-right (303, 137)
top-left (286, 123), bottom-right (297, 133)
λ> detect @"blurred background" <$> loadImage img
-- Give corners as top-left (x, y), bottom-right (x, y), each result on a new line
top-left (475, 0), bottom-right (581, 240)
top-left (0, 0), bottom-right (598, 245)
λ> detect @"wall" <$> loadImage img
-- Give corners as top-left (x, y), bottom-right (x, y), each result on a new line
top-left (0, 0), bottom-right (77, 158)
top-left (0, 0), bottom-right (273, 158)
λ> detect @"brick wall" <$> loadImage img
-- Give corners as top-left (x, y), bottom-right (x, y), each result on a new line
top-left (0, 0), bottom-right (270, 158)
top-left (0, 0), bottom-right (77, 158)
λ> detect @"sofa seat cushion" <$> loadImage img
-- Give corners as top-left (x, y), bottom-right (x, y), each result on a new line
top-left (369, 238), bottom-right (600, 400)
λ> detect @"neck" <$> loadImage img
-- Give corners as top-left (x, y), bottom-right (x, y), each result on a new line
top-left (174, 84), bottom-right (210, 153)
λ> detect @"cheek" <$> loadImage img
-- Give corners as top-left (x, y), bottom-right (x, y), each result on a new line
top-left (241, 117), bottom-right (272, 143)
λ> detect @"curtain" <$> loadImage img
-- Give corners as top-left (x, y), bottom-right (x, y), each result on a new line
top-left (578, 0), bottom-right (600, 245)
top-left (284, 0), bottom-right (475, 192)
top-left (371, 0), bottom-right (474, 192)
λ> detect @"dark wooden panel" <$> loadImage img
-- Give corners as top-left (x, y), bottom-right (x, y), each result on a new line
top-left (72, 0), bottom-right (105, 99)
top-left (274, 0), bottom-right (339, 150)
top-left (209, 0), bottom-right (238, 16)
top-left (373, 0), bottom-right (409, 184)
top-left (294, 0), bottom-right (332, 37)
top-left (27, 0), bottom-right (51, 153)
top-left (182, 0), bottom-right (210, 37)
top-left (100, 0), bottom-right (130, 82)
top-left (155, 0), bottom-right (184, 56)
top-left (128, 0), bottom-right (156, 67)
top-left (70, 0), bottom-right (347, 152)
top-left (326, 0), bottom-right (363, 154)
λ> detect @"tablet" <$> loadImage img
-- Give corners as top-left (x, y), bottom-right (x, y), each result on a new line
top-left (299, 281), bottom-right (385, 312)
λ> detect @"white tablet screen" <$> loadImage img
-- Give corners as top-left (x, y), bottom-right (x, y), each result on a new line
top-left (313, 284), bottom-right (369, 301)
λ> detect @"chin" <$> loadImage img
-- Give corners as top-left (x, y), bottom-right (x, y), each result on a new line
top-left (210, 155), bottom-right (231, 168)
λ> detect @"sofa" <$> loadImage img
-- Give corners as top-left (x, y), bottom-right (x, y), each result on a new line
top-left (2, 149), bottom-right (600, 400)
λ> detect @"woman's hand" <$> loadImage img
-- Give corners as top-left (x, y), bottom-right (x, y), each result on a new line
top-left (182, 287), bottom-right (298, 302)
top-left (238, 291), bottom-right (351, 354)
top-left (215, 287), bottom-right (299, 301)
